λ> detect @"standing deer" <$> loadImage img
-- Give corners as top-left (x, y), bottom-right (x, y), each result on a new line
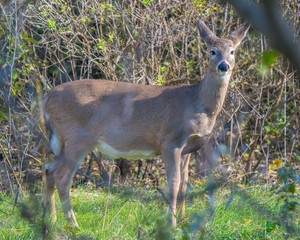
top-left (43, 20), bottom-right (250, 226)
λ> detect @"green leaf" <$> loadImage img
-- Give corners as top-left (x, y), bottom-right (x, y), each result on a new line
top-left (97, 38), bottom-right (107, 52)
top-left (263, 125), bottom-right (270, 132)
top-left (156, 75), bottom-right (165, 86)
top-left (266, 220), bottom-right (276, 232)
top-left (48, 19), bottom-right (56, 30)
top-left (12, 70), bottom-right (18, 80)
top-left (280, 184), bottom-right (295, 194)
top-left (100, 3), bottom-right (106, 10)
top-left (270, 129), bottom-right (279, 135)
top-left (108, 34), bottom-right (114, 42)
top-left (288, 184), bottom-right (295, 194)
top-left (142, 0), bottom-right (154, 6)
top-left (262, 50), bottom-right (278, 67)
top-left (41, 12), bottom-right (48, 17)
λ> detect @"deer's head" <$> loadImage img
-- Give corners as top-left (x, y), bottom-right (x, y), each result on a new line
top-left (197, 20), bottom-right (250, 77)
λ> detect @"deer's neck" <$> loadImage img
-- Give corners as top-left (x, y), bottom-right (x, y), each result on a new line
top-left (198, 70), bottom-right (231, 117)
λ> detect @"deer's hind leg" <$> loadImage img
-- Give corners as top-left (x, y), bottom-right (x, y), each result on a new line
top-left (43, 162), bottom-right (57, 222)
top-left (52, 135), bottom-right (97, 227)
top-left (43, 131), bottom-right (64, 223)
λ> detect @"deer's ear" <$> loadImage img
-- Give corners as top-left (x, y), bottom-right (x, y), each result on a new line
top-left (197, 20), bottom-right (216, 45)
top-left (228, 23), bottom-right (250, 48)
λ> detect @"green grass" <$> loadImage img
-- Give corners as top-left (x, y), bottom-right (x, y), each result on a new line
top-left (0, 183), bottom-right (299, 239)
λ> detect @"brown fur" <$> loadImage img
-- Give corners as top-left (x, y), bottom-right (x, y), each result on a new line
top-left (43, 20), bottom-right (250, 226)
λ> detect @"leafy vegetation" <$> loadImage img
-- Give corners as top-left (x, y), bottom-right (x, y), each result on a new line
top-left (0, 0), bottom-right (299, 239)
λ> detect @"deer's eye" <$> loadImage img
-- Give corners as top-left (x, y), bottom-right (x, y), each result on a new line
top-left (211, 50), bottom-right (216, 56)
top-left (230, 50), bottom-right (235, 55)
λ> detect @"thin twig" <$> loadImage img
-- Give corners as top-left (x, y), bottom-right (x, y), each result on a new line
top-left (0, 144), bottom-right (25, 197)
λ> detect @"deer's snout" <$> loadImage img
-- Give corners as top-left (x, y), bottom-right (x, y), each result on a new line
top-left (217, 61), bottom-right (230, 75)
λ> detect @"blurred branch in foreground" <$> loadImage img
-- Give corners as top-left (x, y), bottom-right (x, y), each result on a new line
top-left (226, 0), bottom-right (300, 76)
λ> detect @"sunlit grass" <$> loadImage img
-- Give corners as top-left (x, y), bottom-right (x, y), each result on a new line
top-left (0, 183), bottom-right (298, 239)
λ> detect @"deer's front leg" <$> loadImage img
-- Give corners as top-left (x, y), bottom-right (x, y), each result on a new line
top-left (162, 146), bottom-right (182, 226)
top-left (178, 153), bottom-right (191, 221)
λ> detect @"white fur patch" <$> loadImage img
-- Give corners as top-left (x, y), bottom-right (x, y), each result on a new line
top-left (50, 130), bottom-right (61, 156)
top-left (44, 161), bottom-right (57, 172)
top-left (44, 112), bottom-right (49, 122)
top-left (97, 140), bottom-right (156, 160)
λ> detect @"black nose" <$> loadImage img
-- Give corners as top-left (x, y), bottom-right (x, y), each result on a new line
top-left (218, 62), bottom-right (230, 72)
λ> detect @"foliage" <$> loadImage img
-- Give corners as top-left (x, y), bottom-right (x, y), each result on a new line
top-left (0, 0), bottom-right (299, 238)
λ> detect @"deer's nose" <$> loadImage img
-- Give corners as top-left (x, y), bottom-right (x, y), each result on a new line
top-left (217, 61), bottom-right (230, 73)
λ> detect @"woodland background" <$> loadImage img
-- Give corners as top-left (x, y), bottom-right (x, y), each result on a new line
top-left (0, 0), bottom-right (299, 239)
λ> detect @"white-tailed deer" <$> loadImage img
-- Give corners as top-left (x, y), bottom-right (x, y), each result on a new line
top-left (43, 20), bottom-right (250, 226)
